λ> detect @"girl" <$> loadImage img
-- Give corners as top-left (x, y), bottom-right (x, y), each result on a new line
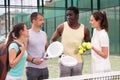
top-left (5, 23), bottom-right (29, 80)
top-left (89, 11), bottom-right (111, 73)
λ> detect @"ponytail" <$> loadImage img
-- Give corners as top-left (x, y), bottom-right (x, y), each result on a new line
top-left (6, 31), bottom-right (16, 48)
top-left (101, 11), bottom-right (108, 32)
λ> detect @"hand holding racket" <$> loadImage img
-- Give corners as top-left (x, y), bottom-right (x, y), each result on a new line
top-left (43, 41), bottom-right (78, 67)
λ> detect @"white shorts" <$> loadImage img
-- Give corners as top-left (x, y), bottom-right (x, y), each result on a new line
top-left (5, 74), bottom-right (22, 80)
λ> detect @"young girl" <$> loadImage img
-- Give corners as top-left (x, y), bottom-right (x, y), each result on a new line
top-left (5, 23), bottom-right (29, 80)
top-left (89, 11), bottom-right (111, 73)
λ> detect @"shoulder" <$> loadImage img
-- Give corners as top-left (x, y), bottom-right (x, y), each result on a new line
top-left (8, 43), bottom-right (19, 51)
top-left (57, 23), bottom-right (64, 29)
top-left (40, 30), bottom-right (47, 35)
top-left (56, 23), bottom-right (64, 33)
top-left (100, 29), bottom-right (108, 38)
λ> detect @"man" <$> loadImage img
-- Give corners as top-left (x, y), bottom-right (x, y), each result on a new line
top-left (26, 12), bottom-right (49, 80)
top-left (50, 6), bottom-right (91, 77)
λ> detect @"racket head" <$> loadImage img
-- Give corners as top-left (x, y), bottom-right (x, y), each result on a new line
top-left (60, 55), bottom-right (77, 67)
top-left (47, 41), bottom-right (63, 58)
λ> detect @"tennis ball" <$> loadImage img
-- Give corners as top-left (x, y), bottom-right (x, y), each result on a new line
top-left (83, 47), bottom-right (86, 51)
top-left (86, 42), bottom-right (92, 50)
top-left (79, 45), bottom-right (83, 49)
top-left (79, 49), bottom-right (84, 55)
top-left (82, 42), bottom-right (87, 48)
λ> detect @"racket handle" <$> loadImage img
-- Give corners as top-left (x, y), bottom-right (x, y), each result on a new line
top-left (60, 54), bottom-right (65, 58)
top-left (44, 52), bottom-right (48, 58)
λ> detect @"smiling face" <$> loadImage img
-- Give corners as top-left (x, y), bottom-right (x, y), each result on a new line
top-left (89, 15), bottom-right (101, 29)
top-left (22, 25), bottom-right (29, 38)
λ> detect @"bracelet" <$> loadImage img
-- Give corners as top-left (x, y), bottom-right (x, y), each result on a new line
top-left (31, 58), bottom-right (35, 63)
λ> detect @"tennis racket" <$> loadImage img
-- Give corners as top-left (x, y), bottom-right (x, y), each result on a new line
top-left (60, 55), bottom-right (78, 67)
top-left (44, 41), bottom-right (63, 58)
top-left (44, 41), bottom-right (77, 67)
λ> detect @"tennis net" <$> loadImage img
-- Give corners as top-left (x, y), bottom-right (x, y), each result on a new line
top-left (46, 71), bottom-right (120, 80)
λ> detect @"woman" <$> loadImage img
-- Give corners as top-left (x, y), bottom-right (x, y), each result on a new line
top-left (89, 11), bottom-right (111, 73)
top-left (5, 23), bottom-right (29, 80)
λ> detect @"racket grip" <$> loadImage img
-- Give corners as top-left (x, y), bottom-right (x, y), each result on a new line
top-left (44, 52), bottom-right (48, 58)
top-left (59, 53), bottom-right (64, 58)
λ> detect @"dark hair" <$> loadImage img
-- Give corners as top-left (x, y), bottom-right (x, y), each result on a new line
top-left (6, 23), bottom-right (25, 47)
top-left (67, 6), bottom-right (79, 15)
top-left (30, 12), bottom-right (43, 23)
top-left (92, 11), bottom-right (108, 32)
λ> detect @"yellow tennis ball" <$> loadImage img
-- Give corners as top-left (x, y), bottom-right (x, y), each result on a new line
top-left (79, 45), bottom-right (82, 49)
top-left (79, 49), bottom-right (84, 55)
top-left (83, 47), bottom-right (86, 51)
top-left (82, 42), bottom-right (87, 48)
top-left (86, 42), bottom-right (92, 50)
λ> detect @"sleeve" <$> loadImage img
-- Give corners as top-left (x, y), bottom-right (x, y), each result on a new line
top-left (8, 43), bottom-right (19, 54)
top-left (99, 32), bottom-right (109, 47)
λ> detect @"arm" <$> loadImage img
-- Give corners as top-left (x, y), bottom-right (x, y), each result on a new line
top-left (50, 24), bottom-right (64, 43)
top-left (84, 27), bottom-right (91, 42)
top-left (26, 39), bottom-right (33, 62)
top-left (9, 45), bottom-right (25, 68)
top-left (92, 46), bottom-right (108, 59)
top-left (45, 35), bottom-right (48, 51)
top-left (26, 43), bottom-right (43, 65)
top-left (92, 33), bottom-right (109, 59)
top-left (43, 35), bottom-right (49, 60)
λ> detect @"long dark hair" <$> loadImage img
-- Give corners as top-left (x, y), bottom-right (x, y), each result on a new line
top-left (92, 11), bottom-right (108, 32)
top-left (6, 23), bottom-right (25, 47)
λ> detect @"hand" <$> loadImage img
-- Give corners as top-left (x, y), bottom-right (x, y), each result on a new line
top-left (43, 57), bottom-right (48, 60)
top-left (19, 45), bottom-right (25, 55)
top-left (33, 58), bottom-right (43, 65)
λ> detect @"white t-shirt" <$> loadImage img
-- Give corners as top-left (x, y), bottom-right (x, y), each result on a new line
top-left (91, 29), bottom-right (111, 73)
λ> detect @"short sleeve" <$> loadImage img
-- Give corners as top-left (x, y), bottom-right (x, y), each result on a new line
top-left (8, 43), bottom-right (19, 54)
top-left (99, 31), bottom-right (109, 47)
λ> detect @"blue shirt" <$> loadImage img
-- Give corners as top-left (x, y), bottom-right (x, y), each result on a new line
top-left (7, 43), bottom-right (27, 77)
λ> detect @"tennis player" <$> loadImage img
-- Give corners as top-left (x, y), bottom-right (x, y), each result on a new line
top-left (89, 11), bottom-right (111, 73)
top-left (51, 6), bottom-right (91, 77)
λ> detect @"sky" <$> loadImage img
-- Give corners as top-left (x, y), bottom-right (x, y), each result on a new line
top-left (0, 0), bottom-right (50, 15)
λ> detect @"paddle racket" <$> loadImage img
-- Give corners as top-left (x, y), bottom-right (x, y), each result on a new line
top-left (44, 41), bottom-right (77, 67)
top-left (44, 41), bottom-right (63, 58)
top-left (60, 55), bottom-right (78, 67)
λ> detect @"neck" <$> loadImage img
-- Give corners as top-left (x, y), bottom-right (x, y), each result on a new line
top-left (15, 38), bottom-right (25, 46)
top-left (68, 22), bottom-right (80, 29)
top-left (31, 24), bottom-right (40, 32)
top-left (16, 37), bottom-right (24, 43)
top-left (96, 26), bottom-right (102, 31)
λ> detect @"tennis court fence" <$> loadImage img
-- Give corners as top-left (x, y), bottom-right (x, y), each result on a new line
top-left (45, 71), bottom-right (120, 80)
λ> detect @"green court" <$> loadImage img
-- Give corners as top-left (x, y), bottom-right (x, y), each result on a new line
top-left (23, 55), bottom-right (120, 79)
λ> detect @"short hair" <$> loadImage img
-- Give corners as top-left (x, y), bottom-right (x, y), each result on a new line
top-left (30, 12), bottom-right (43, 23)
top-left (67, 6), bottom-right (79, 15)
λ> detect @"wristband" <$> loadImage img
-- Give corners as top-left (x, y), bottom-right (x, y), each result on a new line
top-left (31, 58), bottom-right (35, 63)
